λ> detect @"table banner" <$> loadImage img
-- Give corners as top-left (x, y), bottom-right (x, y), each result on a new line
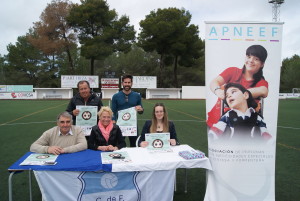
top-left (117, 107), bottom-right (137, 136)
top-left (34, 170), bottom-right (175, 201)
top-left (204, 21), bottom-right (283, 201)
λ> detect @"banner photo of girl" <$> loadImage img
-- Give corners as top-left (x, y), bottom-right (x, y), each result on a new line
top-left (204, 22), bottom-right (283, 201)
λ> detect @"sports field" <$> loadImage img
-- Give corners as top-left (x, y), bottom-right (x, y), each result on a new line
top-left (0, 99), bottom-right (299, 201)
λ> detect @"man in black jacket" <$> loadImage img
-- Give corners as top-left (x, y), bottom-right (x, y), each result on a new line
top-left (66, 80), bottom-right (103, 124)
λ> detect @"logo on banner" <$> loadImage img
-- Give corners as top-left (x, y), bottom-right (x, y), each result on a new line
top-left (122, 112), bottom-right (131, 121)
top-left (82, 111), bottom-right (92, 120)
top-left (78, 172), bottom-right (141, 201)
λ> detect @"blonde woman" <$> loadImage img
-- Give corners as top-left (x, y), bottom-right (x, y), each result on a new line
top-left (88, 106), bottom-right (126, 151)
top-left (139, 103), bottom-right (179, 147)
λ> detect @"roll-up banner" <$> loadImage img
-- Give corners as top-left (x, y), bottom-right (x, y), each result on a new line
top-left (204, 22), bottom-right (283, 201)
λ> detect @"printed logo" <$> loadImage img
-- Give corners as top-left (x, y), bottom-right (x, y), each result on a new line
top-left (82, 111), bottom-right (92, 120)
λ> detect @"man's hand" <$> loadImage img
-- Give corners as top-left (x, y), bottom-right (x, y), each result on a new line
top-left (135, 105), bottom-right (143, 112)
top-left (48, 146), bottom-right (64, 155)
top-left (72, 109), bottom-right (80, 116)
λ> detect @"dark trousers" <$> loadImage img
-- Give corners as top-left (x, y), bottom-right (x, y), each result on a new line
top-left (128, 135), bottom-right (138, 147)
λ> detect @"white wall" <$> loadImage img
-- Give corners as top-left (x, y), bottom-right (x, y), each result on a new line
top-left (146, 88), bottom-right (181, 99)
top-left (101, 88), bottom-right (119, 99)
top-left (0, 92), bottom-right (36, 99)
top-left (34, 88), bottom-right (73, 99)
top-left (182, 86), bottom-right (206, 99)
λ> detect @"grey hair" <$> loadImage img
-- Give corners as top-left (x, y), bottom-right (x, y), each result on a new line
top-left (57, 111), bottom-right (73, 123)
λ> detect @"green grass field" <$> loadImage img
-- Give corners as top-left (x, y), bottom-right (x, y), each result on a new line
top-left (0, 99), bottom-right (299, 201)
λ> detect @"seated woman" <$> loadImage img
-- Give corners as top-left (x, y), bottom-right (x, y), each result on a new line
top-left (88, 106), bottom-right (126, 151)
top-left (139, 103), bottom-right (179, 147)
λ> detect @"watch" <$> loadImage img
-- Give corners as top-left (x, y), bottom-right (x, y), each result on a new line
top-left (214, 86), bottom-right (221, 93)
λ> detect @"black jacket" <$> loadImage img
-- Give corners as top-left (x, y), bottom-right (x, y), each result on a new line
top-left (138, 120), bottom-right (179, 146)
top-left (66, 92), bottom-right (103, 123)
top-left (88, 124), bottom-right (126, 150)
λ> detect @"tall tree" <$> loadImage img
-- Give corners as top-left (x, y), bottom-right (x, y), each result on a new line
top-left (280, 54), bottom-right (300, 92)
top-left (101, 44), bottom-right (160, 78)
top-left (67, 0), bottom-right (135, 75)
top-left (138, 8), bottom-right (204, 87)
top-left (0, 54), bottom-right (7, 84)
top-left (6, 34), bottom-right (47, 86)
top-left (28, 0), bottom-right (77, 74)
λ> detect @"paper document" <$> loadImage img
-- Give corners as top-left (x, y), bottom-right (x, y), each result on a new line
top-left (145, 133), bottom-right (172, 152)
top-left (20, 153), bottom-right (58, 165)
top-left (101, 151), bottom-right (132, 164)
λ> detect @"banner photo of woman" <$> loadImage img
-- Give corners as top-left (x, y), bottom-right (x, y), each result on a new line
top-left (204, 22), bottom-right (283, 201)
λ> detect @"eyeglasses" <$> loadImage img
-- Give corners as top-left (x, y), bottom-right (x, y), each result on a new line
top-left (125, 95), bottom-right (128, 102)
top-left (59, 120), bottom-right (71, 124)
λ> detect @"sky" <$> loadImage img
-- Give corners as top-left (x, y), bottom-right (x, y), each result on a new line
top-left (1, 0), bottom-right (299, 60)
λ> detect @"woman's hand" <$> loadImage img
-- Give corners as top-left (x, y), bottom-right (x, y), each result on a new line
top-left (140, 141), bottom-right (149, 148)
top-left (169, 139), bottom-right (177, 146)
top-left (107, 145), bottom-right (118, 151)
top-left (215, 89), bottom-right (225, 99)
top-left (97, 146), bottom-right (109, 151)
top-left (210, 75), bottom-right (225, 99)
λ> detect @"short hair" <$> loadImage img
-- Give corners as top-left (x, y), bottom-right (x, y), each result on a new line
top-left (57, 111), bottom-right (72, 123)
top-left (224, 83), bottom-right (258, 109)
top-left (122, 74), bottom-right (133, 82)
top-left (97, 106), bottom-right (113, 118)
top-left (77, 80), bottom-right (90, 89)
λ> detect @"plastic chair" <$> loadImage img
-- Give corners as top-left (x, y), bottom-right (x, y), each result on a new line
top-left (135, 136), bottom-right (141, 147)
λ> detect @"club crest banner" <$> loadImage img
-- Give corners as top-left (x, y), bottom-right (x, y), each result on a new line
top-left (34, 170), bottom-right (175, 201)
top-left (204, 21), bottom-right (283, 201)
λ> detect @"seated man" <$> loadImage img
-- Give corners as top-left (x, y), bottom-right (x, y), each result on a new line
top-left (30, 112), bottom-right (87, 155)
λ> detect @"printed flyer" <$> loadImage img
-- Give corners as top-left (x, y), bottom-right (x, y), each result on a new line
top-left (117, 107), bottom-right (137, 136)
top-left (145, 133), bottom-right (172, 152)
top-left (76, 105), bottom-right (98, 136)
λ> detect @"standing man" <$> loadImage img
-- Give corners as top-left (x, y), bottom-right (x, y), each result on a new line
top-left (111, 75), bottom-right (144, 147)
top-left (30, 112), bottom-right (87, 154)
top-left (66, 80), bottom-right (103, 124)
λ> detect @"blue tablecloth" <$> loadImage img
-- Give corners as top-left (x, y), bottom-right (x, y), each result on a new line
top-left (8, 149), bottom-right (112, 172)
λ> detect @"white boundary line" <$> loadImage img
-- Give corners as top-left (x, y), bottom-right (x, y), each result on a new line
top-left (1, 120), bottom-right (299, 130)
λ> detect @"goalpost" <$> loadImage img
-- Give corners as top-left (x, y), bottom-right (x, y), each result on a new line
top-left (292, 88), bottom-right (300, 98)
top-left (292, 88), bottom-right (300, 95)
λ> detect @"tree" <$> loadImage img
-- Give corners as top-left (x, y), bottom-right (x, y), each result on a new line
top-left (28, 0), bottom-right (77, 74)
top-left (0, 54), bottom-right (7, 84)
top-left (138, 8), bottom-right (204, 87)
top-left (280, 54), bottom-right (300, 92)
top-left (102, 44), bottom-right (159, 77)
top-left (6, 34), bottom-right (47, 85)
top-left (67, 0), bottom-right (135, 75)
